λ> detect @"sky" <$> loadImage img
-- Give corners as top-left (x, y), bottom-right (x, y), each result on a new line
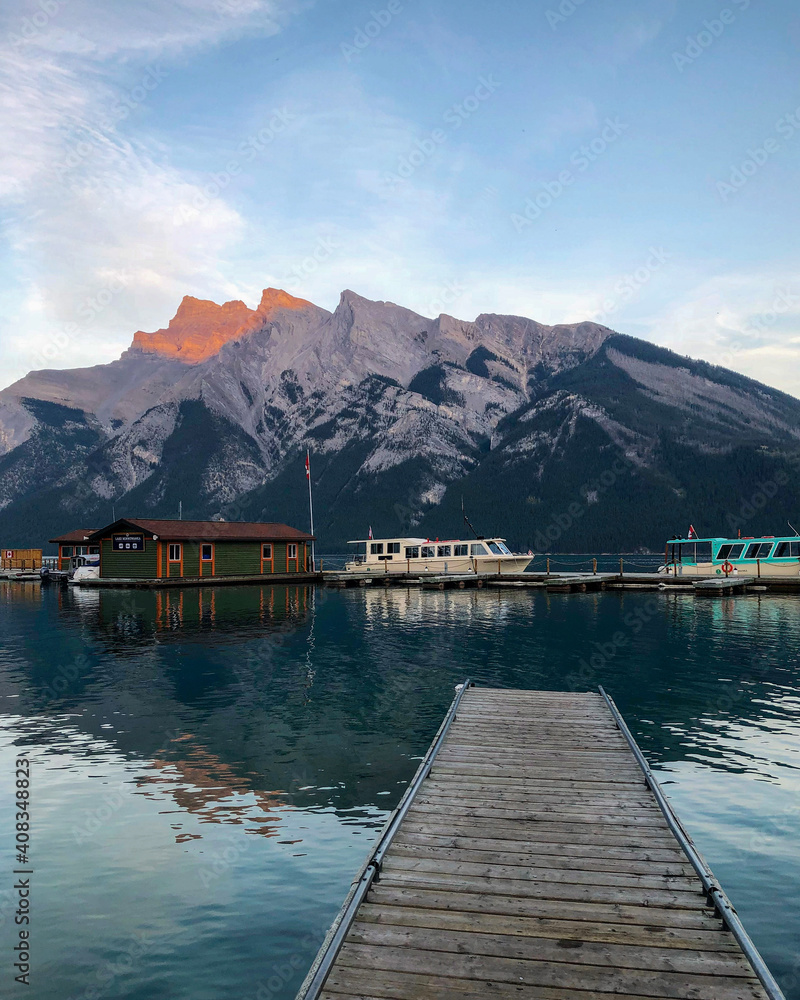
top-left (1, 0), bottom-right (800, 393)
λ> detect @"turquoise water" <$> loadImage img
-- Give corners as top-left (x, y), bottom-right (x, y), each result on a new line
top-left (1, 579), bottom-right (799, 998)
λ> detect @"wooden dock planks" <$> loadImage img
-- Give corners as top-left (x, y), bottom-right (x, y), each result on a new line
top-left (300, 688), bottom-right (777, 1000)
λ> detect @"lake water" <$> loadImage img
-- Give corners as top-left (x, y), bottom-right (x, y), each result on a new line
top-left (1, 579), bottom-right (799, 999)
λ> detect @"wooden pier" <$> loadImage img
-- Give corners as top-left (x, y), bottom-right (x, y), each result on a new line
top-left (298, 686), bottom-right (783, 1000)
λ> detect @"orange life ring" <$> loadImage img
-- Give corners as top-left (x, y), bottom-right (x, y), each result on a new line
top-left (721, 560), bottom-right (734, 575)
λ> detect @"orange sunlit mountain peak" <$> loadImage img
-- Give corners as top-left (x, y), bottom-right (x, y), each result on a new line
top-left (131, 289), bottom-right (317, 363)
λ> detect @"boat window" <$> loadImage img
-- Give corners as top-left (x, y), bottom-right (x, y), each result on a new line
top-left (387, 542), bottom-right (400, 554)
top-left (744, 542), bottom-right (774, 559)
top-left (775, 541), bottom-right (800, 557)
top-left (716, 544), bottom-right (734, 560)
top-left (370, 543), bottom-right (384, 555)
top-left (487, 542), bottom-right (503, 555)
top-left (470, 543), bottom-right (486, 555)
top-left (421, 546), bottom-right (435, 558)
top-left (201, 544), bottom-right (213, 561)
top-left (454, 544), bottom-right (468, 556)
top-left (497, 542), bottom-right (512, 555)
top-left (405, 546), bottom-right (419, 559)
top-left (437, 545), bottom-right (451, 557)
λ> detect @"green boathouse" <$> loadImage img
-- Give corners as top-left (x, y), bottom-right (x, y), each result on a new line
top-left (60, 517), bottom-right (315, 585)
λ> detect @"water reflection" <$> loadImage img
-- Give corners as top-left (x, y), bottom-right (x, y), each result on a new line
top-left (0, 583), bottom-right (798, 999)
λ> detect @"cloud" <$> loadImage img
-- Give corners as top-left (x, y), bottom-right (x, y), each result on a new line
top-left (0, 0), bottom-right (304, 384)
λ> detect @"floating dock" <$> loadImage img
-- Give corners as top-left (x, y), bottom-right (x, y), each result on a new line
top-left (322, 568), bottom-right (800, 594)
top-left (298, 685), bottom-right (784, 1000)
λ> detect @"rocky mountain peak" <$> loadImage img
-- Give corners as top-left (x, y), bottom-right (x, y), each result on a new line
top-left (257, 288), bottom-right (319, 318)
top-left (131, 294), bottom-right (265, 364)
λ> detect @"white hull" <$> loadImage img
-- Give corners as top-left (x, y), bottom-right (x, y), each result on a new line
top-left (343, 555), bottom-right (533, 576)
top-left (660, 561), bottom-right (800, 578)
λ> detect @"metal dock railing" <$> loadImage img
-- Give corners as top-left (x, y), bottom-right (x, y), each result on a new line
top-left (297, 684), bottom-right (785, 1000)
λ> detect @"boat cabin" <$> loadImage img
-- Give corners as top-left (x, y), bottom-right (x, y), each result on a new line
top-left (345, 536), bottom-right (531, 575)
top-left (662, 534), bottom-right (800, 577)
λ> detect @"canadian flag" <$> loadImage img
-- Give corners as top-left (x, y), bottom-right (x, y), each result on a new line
top-left (368, 526), bottom-right (373, 540)
top-left (688, 524), bottom-right (697, 539)
top-left (305, 451), bottom-right (310, 480)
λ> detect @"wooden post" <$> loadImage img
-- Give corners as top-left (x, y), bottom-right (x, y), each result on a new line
top-left (757, 558), bottom-right (761, 578)
top-left (320, 559), bottom-right (324, 572)
top-left (546, 557), bottom-right (550, 577)
top-left (407, 558), bottom-right (410, 574)
top-left (498, 559), bottom-right (501, 576)
top-left (593, 558), bottom-right (597, 575)
top-left (619, 557), bottom-right (624, 577)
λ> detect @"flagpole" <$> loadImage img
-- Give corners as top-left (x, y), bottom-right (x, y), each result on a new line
top-left (306, 450), bottom-right (316, 571)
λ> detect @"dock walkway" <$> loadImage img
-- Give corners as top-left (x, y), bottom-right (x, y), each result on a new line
top-left (298, 686), bottom-right (783, 1000)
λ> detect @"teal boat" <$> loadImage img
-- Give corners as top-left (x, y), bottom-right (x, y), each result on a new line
top-left (661, 534), bottom-right (800, 577)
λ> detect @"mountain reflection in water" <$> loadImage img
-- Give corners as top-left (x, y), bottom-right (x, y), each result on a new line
top-left (0, 582), bottom-right (798, 1000)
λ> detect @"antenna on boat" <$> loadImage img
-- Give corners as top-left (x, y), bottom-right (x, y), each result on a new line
top-left (462, 497), bottom-right (479, 539)
top-left (789, 521), bottom-right (800, 537)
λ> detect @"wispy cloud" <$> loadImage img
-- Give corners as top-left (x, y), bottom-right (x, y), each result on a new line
top-left (0, 0), bottom-right (304, 378)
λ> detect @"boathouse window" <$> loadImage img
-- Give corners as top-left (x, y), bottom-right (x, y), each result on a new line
top-left (262, 543), bottom-right (272, 559)
top-left (421, 546), bottom-right (435, 558)
top-left (775, 541), bottom-right (800, 557)
top-left (437, 545), bottom-right (451, 558)
top-left (168, 544), bottom-right (181, 561)
top-left (717, 544), bottom-right (744, 561)
top-left (470, 543), bottom-right (486, 555)
top-left (61, 546), bottom-right (73, 557)
top-left (454, 544), bottom-right (468, 556)
top-left (745, 542), bottom-right (774, 559)
top-left (370, 543), bottom-right (384, 555)
top-left (201, 544), bottom-right (213, 561)
top-left (387, 542), bottom-right (400, 554)
top-left (288, 543), bottom-right (298, 559)
top-left (405, 546), bottom-right (419, 559)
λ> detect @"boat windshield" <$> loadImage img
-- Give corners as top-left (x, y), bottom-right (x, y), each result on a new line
top-left (666, 540), bottom-right (712, 563)
top-left (487, 542), bottom-right (505, 556)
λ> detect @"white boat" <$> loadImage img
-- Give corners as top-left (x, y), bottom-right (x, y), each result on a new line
top-left (344, 536), bottom-right (533, 575)
top-left (68, 553), bottom-right (100, 585)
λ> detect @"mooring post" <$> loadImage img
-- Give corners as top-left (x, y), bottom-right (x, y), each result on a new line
top-left (593, 558), bottom-right (597, 575)
top-left (546, 557), bottom-right (550, 577)
top-left (620, 557), bottom-right (624, 578)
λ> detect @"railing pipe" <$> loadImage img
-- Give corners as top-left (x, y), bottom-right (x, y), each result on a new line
top-left (599, 686), bottom-right (786, 1000)
top-left (297, 679), bottom-right (474, 999)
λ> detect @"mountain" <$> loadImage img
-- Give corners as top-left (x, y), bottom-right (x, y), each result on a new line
top-left (1, 288), bottom-right (799, 553)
